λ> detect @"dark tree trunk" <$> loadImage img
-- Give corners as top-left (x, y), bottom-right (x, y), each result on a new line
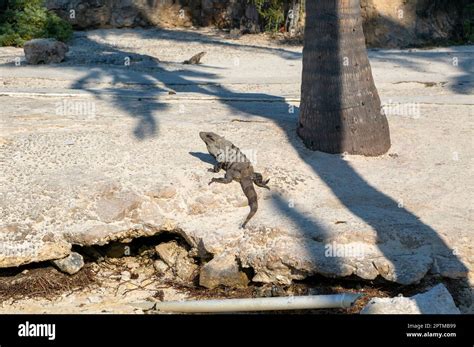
top-left (298, 0), bottom-right (391, 156)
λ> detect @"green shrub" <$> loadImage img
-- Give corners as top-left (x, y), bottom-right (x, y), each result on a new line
top-left (463, 3), bottom-right (474, 43)
top-left (0, 22), bottom-right (24, 46)
top-left (43, 11), bottom-right (73, 42)
top-left (0, 0), bottom-right (72, 47)
top-left (251, 0), bottom-right (286, 32)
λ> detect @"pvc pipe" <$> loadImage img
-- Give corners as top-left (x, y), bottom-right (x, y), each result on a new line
top-left (154, 293), bottom-right (362, 313)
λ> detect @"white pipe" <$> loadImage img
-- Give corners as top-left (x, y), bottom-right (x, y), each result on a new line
top-left (154, 293), bottom-right (362, 313)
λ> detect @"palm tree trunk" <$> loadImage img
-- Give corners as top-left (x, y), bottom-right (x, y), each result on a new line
top-left (298, 0), bottom-right (391, 156)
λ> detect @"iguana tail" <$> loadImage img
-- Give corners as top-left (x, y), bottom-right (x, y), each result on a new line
top-left (240, 176), bottom-right (258, 228)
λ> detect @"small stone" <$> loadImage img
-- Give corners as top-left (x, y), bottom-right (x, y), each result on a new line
top-left (153, 259), bottom-right (169, 275)
top-left (52, 252), bottom-right (84, 275)
top-left (175, 254), bottom-right (198, 282)
top-left (126, 260), bottom-right (140, 270)
top-left (121, 271), bottom-right (131, 281)
top-left (361, 284), bottom-right (460, 314)
top-left (155, 241), bottom-right (181, 267)
top-left (199, 253), bottom-right (249, 289)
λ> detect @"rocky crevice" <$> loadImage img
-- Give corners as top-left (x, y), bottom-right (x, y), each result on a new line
top-left (0, 226), bottom-right (470, 313)
top-left (1, 178), bottom-right (468, 287)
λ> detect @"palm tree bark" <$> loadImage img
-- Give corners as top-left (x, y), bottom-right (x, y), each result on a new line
top-left (298, 0), bottom-right (390, 156)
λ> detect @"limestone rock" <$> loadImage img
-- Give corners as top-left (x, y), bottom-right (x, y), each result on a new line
top-left (361, 284), bottom-right (461, 314)
top-left (432, 255), bottom-right (469, 279)
top-left (155, 241), bottom-right (182, 267)
top-left (46, 0), bottom-right (193, 29)
top-left (373, 254), bottom-right (433, 285)
top-left (155, 241), bottom-right (197, 282)
top-left (24, 39), bottom-right (68, 65)
top-left (96, 191), bottom-right (142, 222)
top-left (0, 224), bottom-right (71, 268)
top-left (199, 253), bottom-right (249, 289)
top-left (52, 252), bottom-right (84, 275)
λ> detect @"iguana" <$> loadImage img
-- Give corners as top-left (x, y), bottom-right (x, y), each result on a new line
top-left (183, 51), bottom-right (206, 65)
top-left (199, 132), bottom-right (269, 228)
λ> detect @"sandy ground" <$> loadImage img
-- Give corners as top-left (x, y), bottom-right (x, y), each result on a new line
top-left (0, 28), bottom-right (473, 313)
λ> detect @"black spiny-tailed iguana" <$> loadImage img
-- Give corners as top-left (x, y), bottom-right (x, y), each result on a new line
top-left (183, 52), bottom-right (206, 65)
top-left (199, 132), bottom-right (269, 228)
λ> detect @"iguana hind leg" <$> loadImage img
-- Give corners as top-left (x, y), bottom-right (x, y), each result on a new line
top-left (252, 172), bottom-right (270, 190)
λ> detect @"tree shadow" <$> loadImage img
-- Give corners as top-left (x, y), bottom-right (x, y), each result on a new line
top-left (71, 67), bottom-right (166, 139)
top-left (364, 12), bottom-right (473, 95)
top-left (232, 99), bottom-right (467, 284)
top-left (51, 25), bottom-right (302, 140)
top-left (65, 32), bottom-right (225, 139)
top-left (269, 193), bottom-right (348, 278)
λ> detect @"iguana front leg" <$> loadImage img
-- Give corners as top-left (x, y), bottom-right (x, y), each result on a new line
top-left (208, 162), bottom-right (223, 173)
top-left (209, 171), bottom-right (233, 185)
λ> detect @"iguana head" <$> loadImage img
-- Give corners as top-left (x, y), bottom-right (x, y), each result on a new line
top-left (199, 132), bottom-right (224, 158)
